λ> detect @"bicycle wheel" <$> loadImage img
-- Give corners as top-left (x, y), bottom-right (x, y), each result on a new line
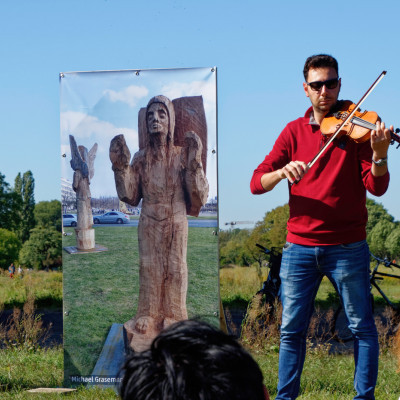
top-left (332, 305), bottom-right (353, 342)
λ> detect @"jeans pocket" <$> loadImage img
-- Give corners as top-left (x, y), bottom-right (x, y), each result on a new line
top-left (340, 240), bottom-right (367, 250)
top-left (283, 242), bottom-right (294, 251)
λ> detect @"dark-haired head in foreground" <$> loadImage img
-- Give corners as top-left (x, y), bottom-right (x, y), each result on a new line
top-left (119, 319), bottom-right (269, 400)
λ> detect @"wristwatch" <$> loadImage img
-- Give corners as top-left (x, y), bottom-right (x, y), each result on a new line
top-left (372, 157), bottom-right (388, 167)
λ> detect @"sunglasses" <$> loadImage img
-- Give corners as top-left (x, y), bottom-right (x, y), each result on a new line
top-left (306, 78), bottom-right (339, 91)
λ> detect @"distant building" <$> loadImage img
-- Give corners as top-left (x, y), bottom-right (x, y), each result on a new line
top-left (201, 196), bottom-right (218, 213)
top-left (61, 178), bottom-right (76, 212)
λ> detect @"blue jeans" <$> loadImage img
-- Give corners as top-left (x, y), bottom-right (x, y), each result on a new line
top-left (276, 240), bottom-right (378, 400)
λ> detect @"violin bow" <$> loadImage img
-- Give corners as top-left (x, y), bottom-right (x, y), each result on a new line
top-left (307, 71), bottom-right (387, 169)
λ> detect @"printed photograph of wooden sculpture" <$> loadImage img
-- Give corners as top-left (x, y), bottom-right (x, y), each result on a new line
top-left (110, 94), bottom-right (209, 352)
top-left (60, 68), bottom-right (218, 385)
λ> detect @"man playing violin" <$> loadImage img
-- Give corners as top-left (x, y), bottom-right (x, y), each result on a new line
top-left (250, 54), bottom-right (393, 400)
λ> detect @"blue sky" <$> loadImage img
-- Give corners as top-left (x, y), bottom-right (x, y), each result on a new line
top-left (1, 0), bottom-right (400, 229)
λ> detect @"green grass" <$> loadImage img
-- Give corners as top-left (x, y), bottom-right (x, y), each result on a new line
top-left (0, 346), bottom-right (63, 396)
top-left (254, 350), bottom-right (399, 400)
top-left (1, 339), bottom-right (398, 399)
top-left (0, 271), bottom-right (62, 309)
top-left (0, 345), bottom-right (117, 399)
top-left (62, 225), bottom-right (219, 383)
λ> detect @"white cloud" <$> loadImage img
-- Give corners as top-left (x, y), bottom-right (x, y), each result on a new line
top-left (60, 111), bottom-right (138, 143)
top-left (160, 80), bottom-right (216, 114)
top-left (103, 85), bottom-right (149, 107)
top-left (60, 111), bottom-right (139, 196)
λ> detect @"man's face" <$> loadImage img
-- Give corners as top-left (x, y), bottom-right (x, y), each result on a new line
top-left (303, 67), bottom-right (341, 116)
top-left (147, 103), bottom-right (169, 136)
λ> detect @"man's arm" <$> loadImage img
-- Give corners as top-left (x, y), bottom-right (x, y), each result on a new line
top-left (260, 161), bottom-right (309, 191)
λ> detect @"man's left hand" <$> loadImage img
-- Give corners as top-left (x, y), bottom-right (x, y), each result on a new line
top-left (370, 120), bottom-right (392, 160)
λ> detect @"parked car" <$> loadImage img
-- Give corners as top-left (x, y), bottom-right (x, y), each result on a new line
top-left (93, 211), bottom-right (130, 224)
top-left (63, 214), bottom-right (77, 227)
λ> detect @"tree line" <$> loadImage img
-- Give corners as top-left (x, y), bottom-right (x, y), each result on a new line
top-left (0, 171), bottom-right (62, 271)
top-left (220, 199), bottom-right (400, 269)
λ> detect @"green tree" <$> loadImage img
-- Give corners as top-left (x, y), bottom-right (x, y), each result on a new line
top-left (219, 204), bottom-right (289, 270)
top-left (249, 204), bottom-right (289, 251)
top-left (14, 171), bottom-right (35, 242)
top-left (19, 227), bottom-right (62, 270)
top-left (219, 229), bottom-right (251, 266)
top-left (34, 200), bottom-right (62, 232)
top-left (0, 228), bottom-right (21, 269)
top-left (366, 198), bottom-right (394, 236)
top-left (385, 227), bottom-right (400, 259)
top-left (368, 220), bottom-right (396, 258)
top-left (0, 172), bottom-right (21, 232)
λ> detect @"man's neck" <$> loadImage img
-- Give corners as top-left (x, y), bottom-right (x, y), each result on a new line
top-left (313, 109), bottom-right (327, 125)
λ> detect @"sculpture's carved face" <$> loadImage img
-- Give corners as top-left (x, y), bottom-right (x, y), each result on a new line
top-left (147, 103), bottom-right (169, 137)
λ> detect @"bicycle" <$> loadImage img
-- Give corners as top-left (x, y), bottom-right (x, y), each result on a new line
top-left (333, 252), bottom-right (400, 342)
top-left (250, 246), bottom-right (400, 341)
top-left (255, 243), bottom-right (282, 306)
top-left (240, 244), bottom-right (282, 339)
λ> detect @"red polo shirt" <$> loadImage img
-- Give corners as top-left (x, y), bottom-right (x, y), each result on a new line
top-left (250, 107), bottom-right (390, 245)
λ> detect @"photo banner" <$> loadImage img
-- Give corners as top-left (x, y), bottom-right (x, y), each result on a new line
top-left (60, 67), bottom-right (218, 386)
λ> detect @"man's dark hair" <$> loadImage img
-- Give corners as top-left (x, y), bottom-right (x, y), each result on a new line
top-left (119, 319), bottom-right (266, 400)
top-left (303, 54), bottom-right (339, 81)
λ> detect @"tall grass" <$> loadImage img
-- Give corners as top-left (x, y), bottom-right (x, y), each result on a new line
top-left (0, 296), bottom-right (51, 351)
top-left (220, 266), bottom-right (340, 310)
top-left (220, 266), bottom-right (268, 307)
top-left (220, 264), bottom-right (400, 310)
top-left (0, 270), bottom-right (62, 309)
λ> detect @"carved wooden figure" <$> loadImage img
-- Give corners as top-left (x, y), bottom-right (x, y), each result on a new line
top-left (110, 95), bottom-right (209, 351)
top-left (69, 135), bottom-right (98, 250)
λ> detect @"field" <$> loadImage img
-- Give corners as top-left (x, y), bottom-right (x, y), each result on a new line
top-left (1, 240), bottom-right (399, 398)
top-left (221, 264), bottom-right (400, 399)
top-left (0, 270), bottom-right (62, 310)
top-left (220, 263), bottom-right (400, 310)
top-left (1, 337), bottom-right (399, 399)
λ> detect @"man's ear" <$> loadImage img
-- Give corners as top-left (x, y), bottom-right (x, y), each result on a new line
top-left (303, 82), bottom-right (310, 98)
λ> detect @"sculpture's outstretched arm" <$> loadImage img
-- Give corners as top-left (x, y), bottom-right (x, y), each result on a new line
top-left (69, 135), bottom-right (89, 178)
top-left (110, 134), bottom-right (142, 206)
top-left (183, 131), bottom-right (209, 216)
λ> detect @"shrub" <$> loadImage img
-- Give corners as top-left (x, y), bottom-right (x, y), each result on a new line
top-left (0, 228), bottom-right (21, 270)
top-left (0, 293), bottom-right (51, 351)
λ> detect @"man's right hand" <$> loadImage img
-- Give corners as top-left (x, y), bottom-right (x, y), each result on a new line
top-left (261, 160), bottom-right (308, 191)
top-left (278, 161), bottom-right (309, 184)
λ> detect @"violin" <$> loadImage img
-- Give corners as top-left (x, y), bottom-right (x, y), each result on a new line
top-left (306, 71), bottom-right (398, 171)
top-left (320, 100), bottom-right (400, 145)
